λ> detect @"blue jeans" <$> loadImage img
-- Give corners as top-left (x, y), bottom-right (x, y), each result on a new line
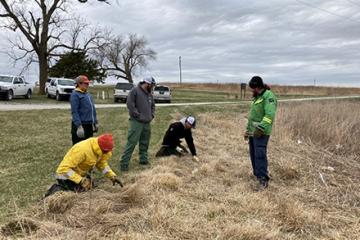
top-left (249, 135), bottom-right (270, 181)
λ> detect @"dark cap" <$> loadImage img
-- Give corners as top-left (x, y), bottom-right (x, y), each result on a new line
top-left (249, 76), bottom-right (264, 89)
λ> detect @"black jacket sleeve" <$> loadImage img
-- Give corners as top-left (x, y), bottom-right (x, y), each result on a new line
top-left (162, 123), bottom-right (180, 147)
top-left (185, 130), bottom-right (196, 156)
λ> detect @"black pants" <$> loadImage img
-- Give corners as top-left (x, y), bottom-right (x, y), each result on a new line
top-left (43, 176), bottom-right (96, 198)
top-left (71, 122), bottom-right (94, 145)
top-left (155, 145), bottom-right (188, 157)
top-left (43, 179), bottom-right (84, 198)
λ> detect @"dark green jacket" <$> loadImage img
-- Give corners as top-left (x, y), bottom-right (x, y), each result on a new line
top-left (247, 89), bottom-right (277, 135)
top-left (126, 84), bottom-right (155, 123)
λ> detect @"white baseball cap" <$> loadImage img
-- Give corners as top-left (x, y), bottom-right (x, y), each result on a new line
top-left (186, 116), bottom-right (196, 128)
top-left (142, 76), bottom-right (156, 85)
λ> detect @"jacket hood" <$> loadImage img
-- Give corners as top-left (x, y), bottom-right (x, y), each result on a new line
top-left (75, 87), bottom-right (87, 93)
top-left (90, 137), bottom-right (105, 156)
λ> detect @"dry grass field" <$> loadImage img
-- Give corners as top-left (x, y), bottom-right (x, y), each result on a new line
top-left (1, 100), bottom-right (359, 239)
top-left (167, 83), bottom-right (360, 99)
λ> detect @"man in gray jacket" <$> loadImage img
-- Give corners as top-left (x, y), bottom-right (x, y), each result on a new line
top-left (120, 76), bottom-right (156, 171)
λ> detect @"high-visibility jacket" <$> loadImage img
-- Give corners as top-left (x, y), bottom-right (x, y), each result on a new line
top-left (56, 137), bottom-right (116, 184)
top-left (247, 89), bottom-right (277, 135)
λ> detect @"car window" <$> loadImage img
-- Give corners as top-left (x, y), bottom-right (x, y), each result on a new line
top-left (58, 80), bottom-right (75, 86)
top-left (0, 76), bottom-right (13, 83)
top-left (13, 78), bottom-right (21, 84)
top-left (17, 78), bottom-right (24, 84)
top-left (47, 78), bottom-right (52, 83)
top-left (154, 86), bottom-right (169, 91)
top-left (115, 83), bottom-right (134, 90)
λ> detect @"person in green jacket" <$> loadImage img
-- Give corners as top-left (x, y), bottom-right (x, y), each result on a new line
top-left (244, 76), bottom-right (277, 190)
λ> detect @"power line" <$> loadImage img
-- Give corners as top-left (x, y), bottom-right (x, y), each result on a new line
top-left (295, 0), bottom-right (360, 24)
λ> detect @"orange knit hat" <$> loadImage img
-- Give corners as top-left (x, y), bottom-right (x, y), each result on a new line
top-left (98, 134), bottom-right (114, 152)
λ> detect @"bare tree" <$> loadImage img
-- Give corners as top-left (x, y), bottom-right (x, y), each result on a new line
top-left (78, 0), bottom-right (111, 4)
top-left (94, 34), bottom-right (156, 83)
top-left (0, 0), bottom-right (102, 94)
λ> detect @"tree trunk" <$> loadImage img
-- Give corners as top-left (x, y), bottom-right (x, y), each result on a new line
top-left (127, 74), bottom-right (133, 83)
top-left (38, 52), bottom-right (48, 95)
top-left (124, 63), bottom-right (133, 83)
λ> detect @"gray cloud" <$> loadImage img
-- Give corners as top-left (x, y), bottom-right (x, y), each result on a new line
top-left (1, 0), bottom-right (359, 86)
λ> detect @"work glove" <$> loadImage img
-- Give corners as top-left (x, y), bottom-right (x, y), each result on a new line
top-left (110, 176), bottom-right (124, 187)
top-left (253, 128), bottom-right (264, 138)
top-left (77, 125), bottom-right (85, 138)
top-left (93, 123), bottom-right (99, 133)
top-left (192, 156), bottom-right (200, 162)
top-left (80, 177), bottom-right (92, 190)
top-left (176, 146), bottom-right (184, 153)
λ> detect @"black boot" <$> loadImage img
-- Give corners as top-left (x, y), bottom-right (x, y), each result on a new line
top-left (43, 183), bottom-right (65, 198)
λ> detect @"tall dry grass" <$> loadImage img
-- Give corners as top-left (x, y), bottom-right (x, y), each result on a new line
top-left (167, 83), bottom-right (360, 97)
top-left (1, 104), bottom-right (359, 239)
top-left (275, 100), bottom-right (360, 155)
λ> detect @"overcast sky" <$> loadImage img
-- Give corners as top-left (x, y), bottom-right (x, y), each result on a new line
top-left (1, 0), bottom-right (360, 86)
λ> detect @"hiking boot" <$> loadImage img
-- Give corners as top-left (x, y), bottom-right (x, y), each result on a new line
top-left (260, 179), bottom-right (268, 188)
top-left (139, 161), bottom-right (150, 166)
top-left (43, 183), bottom-right (65, 198)
top-left (120, 165), bottom-right (129, 172)
top-left (253, 178), bottom-right (268, 192)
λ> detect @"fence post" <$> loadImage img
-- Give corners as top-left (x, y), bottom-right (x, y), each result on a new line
top-left (240, 83), bottom-right (246, 99)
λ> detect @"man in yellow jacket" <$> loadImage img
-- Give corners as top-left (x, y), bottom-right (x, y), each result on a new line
top-left (44, 134), bottom-right (123, 197)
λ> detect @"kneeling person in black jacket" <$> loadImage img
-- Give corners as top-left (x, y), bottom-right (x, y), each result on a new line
top-left (156, 116), bottom-right (199, 161)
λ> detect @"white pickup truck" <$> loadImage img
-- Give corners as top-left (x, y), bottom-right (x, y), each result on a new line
top-left (0, 75), bottom-right (34, 100)
top-left (46, 78), bottom-right (75, 101)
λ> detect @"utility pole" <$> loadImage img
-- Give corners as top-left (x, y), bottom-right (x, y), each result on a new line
top-left (179, 56), bottom-right (182, 86)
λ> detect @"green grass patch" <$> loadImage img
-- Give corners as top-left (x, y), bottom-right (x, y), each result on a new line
top-left (6, 86), bottom-right (243, 104)
top-left (0, 103), bottom-right (246, 223)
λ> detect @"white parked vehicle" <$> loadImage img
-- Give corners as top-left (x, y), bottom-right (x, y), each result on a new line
top-left (153, 85), bottom-right (171, 103)
top-left (46, 78), bottom-right (75, 101)
top-left (0, 75), bottom-right (33, 101)
top-left (44, 78), bottom-right (52, 94)
top-left (113, 82), bottom-right (135, 103)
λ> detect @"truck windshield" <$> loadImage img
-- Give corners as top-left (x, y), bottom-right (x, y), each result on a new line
top-left (58, 80), bottom-right (74, 86)
top-left (0, 76), bottom-right (13, 83)
top-left (115, 83), bottom-right (134, 90)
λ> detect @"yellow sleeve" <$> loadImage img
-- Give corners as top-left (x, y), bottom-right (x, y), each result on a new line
top-left (56, 149), bottom-right (85, 184)
top-left (95, 152), bottom-right (116, 179)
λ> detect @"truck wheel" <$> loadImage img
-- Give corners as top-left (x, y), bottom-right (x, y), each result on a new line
top-left (56, 91), bottom-right (61, 101)
top-left (114, 98), bottom-right (118, 103)
top-left (25, 90), bottom-right (32, 99)
top-left (6, 90), bottom-right (13, 101)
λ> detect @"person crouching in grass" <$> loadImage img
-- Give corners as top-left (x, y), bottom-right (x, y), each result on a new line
top-left (44, 134), bottom-right (123, 198)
